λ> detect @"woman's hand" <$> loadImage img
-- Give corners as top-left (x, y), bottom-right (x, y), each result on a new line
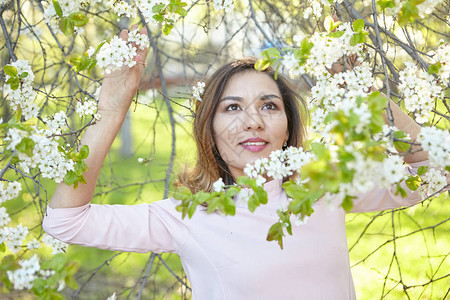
top-left (98, 25), bottom-right (149, 115)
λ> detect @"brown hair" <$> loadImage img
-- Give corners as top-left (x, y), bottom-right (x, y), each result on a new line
top-left (177, 57), bottom-right (308, 193)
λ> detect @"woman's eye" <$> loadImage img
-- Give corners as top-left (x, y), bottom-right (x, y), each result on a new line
top-left (262, 102), bottom-right (277, 110)
top-left (226, 104), bottom-right (241, 111)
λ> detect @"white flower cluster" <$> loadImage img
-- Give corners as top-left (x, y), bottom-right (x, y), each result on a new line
top-left (107, 0), bottom-right (137, 19)
top-left (283, 22), bottom-right (363, 78)
top-left (0, 181), bottom-right (22, 205)
top-left (136, 0), bottom-right (170, 25)
top-left (0, 224), bottom-right (28, 253)
top-left (192, 81), bottom-right (205, 102)
top-left (96, 36), bottom-right (137, 74)
top-left (212, 177), bottom-right (225, 192)
top-left (420, 168), bottom-right (448, 198)
top-left (43, 0), bottom-right (98, 33)
top-left (4, 126), bottom-right (75, 182)
top-left (338, 148), bottom-right (406, 200)
top-left (128, 28), bottom-right (150, 50)
top-left (303, 0), bottom-right (343, 19)
top-left (43, 111), bottom-right (67, 135)
top-left (3, 60), bottom-right (39, 120)
top-left (431, 41), bottom-right (450, 84)
top-left (76, 99), bottom-right (97, 117)
top-left (244, 147), bottom-right (315, 186)
top-left (7, 254), bottom-right (40, 290)
top-left (398, 62), bottom-right (443, 124)
top-left (417, 127), bottom-right (450, 168)
top-left (213, 0), bottom-right (234, 13)
top-left (42, 233), bottom-right (68, 254)
top-left (0, 206), bottom-right (11, 226)
top-left (309, 63), bottom-right (374, 136)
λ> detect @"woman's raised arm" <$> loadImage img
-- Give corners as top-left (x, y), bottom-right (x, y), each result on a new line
top-left (49, 26), bottom-right (149, 208)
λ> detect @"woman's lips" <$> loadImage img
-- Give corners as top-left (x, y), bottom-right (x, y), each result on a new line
top-left (239, 138), bottom-right (269, 152)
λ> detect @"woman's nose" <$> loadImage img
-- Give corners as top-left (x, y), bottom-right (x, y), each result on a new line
top-left (242, 107), bottom-right (264, 131)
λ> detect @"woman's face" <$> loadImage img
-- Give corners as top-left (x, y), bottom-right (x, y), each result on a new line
top-left (212, 70), bottom-right (289, 179)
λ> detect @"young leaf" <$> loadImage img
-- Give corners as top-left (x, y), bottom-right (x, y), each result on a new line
top-left (352, 19), bottom-right (365, 32)
top-left (417, 166), bottom-right (428, 176)
top-left (52, 0), bottom-right (63, 18)
top-left (266, 222), bottom-right (285, 249)
top-left (341, 195), bottom-right (354, 212)
top-left (6, 77), bottom-right (20, 90)
top-left (79, 145), bottom-right (89, 159)
top-left (69, 12), bottom-right (89, 27)
top-left (405, 175), bottom-right (421, 191)
top-left (394, 140), bottom-right (410, 153)
top-left (3, 65), bottom-right (18, 77)
top-left (59, 18), bottom-right (74, 36)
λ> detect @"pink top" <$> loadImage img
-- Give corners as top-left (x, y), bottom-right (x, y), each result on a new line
top-left (43, 162), bottom-right (428, 300)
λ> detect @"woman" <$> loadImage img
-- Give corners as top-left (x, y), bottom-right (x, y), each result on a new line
top-left (43, 27), bottom-right (430, 299)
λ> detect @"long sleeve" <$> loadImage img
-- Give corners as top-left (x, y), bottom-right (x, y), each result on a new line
top-left (42, 199), bottom-right (189, 253)
top-left (350, 160), bottom-right (433, 213)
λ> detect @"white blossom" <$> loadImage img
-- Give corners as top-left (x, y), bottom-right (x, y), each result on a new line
top-left (192, 81), bottom-right (205, 102)
top-left (420, 168), bottom-right (447, 197)
top-left (42, 233), bottom-right (68, 254)
top-left (0, 207), bottom-right (11, 227)
top-left (76, 99), bottom-right (98, 117)
top-left (96, 36), bottom-right (137, 74)
top-left (417, 127), bottom-right (450, 168)
top-left (399, 62), bottom-right (443, 124)
top-left (213, 0), bottom-right (234, 13)
top-left (0, 181), bottom-right (22, 205)
top-left (213, 178), bottom-right (225, 193)
top-left (7, 254), bottom-right (40, 290)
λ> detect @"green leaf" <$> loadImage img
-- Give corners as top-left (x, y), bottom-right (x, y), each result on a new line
top-left (52, 0), bottom-right (63, 18)
top-left (64, 171), bottom-right (78, 186)
top-left (32, 277), bottom-right (47, 296)
top-left (19, 72), bottom-right (28, 78)
top-left (328, 31), bottom-right (345, 38)
top-left (394, 140), bottom-right (410, 153)
top-left (162, 23), bottom-right (173, 35)
top-left (65, 262), bottom-right (79, 276)
top-left (0, 243), bottom-right (5, 252)
top-left (79, 145), bottom-right (89, 159)
top-left (69, 12), bottom-right (88, 27)
top-left (152, 3), bottom-right (166, 13)
top-left (405, 175), bottom-right (421, 191)
top-left (266, 222), bottom-right (284, 249)
top-left (352, 19), bottom-right (365, 32)
top-left (446, 166), bottom-right (450, 172)
top-left (378, 0), bottom-right (395, 9)
top-left (4, 65), bottom-right (18, 77)
top-left (58, 18), bottom-right (74, 36)
top-left (6, 77), bottom-right (19, 90)
top-left (226, 186), bottom-right (241, 198)
top-left (237, 176), bottom-right (252, 186)
top-left (427, 62), bottom-right (441, 75)
top-left (223, 196), bottom-right (236, 216)
top-left (15, 137), bottom-right (36, 157)
top-left (341, 195), bottom-right (354, 212)
top-left (45, 254), bottom-right (66, 272)
top-left (417, 166), bottom-right (428, 176)
top-left (397, 0), bottom-right (424, 26)
top-left (396, 183), bottom-right (407, 197)
top-left (350, 32), bottom-right (365, 46)
top-left (65, 275), bottom-right (78, 290)
top-left (393, 130), bottom-right (407, 139)
top-left (324, 16), bottom-right (333, 33)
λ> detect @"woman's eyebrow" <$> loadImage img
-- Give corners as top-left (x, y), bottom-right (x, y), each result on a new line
top-left (260, 94), bottom-right (281, 100)
top-left (220, 94), bottom-right (281, 102)
top-left (220, 96), bottom-right (243, 102)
